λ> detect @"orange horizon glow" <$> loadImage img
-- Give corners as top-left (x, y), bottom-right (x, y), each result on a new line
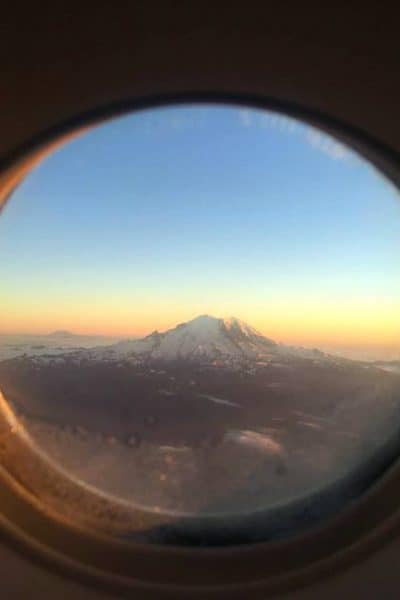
top-left (1, 299), bottom-right (399, 348)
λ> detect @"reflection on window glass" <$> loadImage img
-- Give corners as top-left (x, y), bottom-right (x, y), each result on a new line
top-left (0, 105), bottom-right (400, 535)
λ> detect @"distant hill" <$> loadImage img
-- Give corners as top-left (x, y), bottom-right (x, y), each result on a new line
top-left (47, 330), bottom-right (75, 338)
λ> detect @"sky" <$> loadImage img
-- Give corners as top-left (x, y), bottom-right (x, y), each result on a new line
top-left (0, 104), bottom-right (400, 351)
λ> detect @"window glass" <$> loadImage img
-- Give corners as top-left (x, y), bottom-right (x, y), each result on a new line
top-left (1, 105), bottom-right (399, 539)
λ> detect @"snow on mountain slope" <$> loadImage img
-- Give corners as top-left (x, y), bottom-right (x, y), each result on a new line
top-left (223, 316), bottom-right (263, 339)
top-left (0, 316), bottom-right (336, 364)
top-left (98, 315), bottom-right (277, 361)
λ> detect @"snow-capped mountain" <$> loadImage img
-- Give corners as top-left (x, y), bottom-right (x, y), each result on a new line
top-left (97, 315), bottom-right (277, 361)
top-left (0, 316), bottom-right (336, 365)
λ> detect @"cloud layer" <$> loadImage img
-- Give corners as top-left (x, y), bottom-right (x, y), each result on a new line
top-left (238, 108), bottom-right (354, 162)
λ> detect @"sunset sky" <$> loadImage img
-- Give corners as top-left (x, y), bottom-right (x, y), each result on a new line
top-left (1, 104), bottom-right (399, 348)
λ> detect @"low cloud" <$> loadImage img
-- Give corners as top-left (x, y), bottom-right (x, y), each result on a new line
top-left (258, 112), bottom-right (299, 134)
top-left (239, 109), bottom-right (298, 133)
top-left (305, 129), bottom-right (352, 161)
top-left (238, 109), bottom-right (253, 127)
top-left (237, 108), bottom-right (354, 163)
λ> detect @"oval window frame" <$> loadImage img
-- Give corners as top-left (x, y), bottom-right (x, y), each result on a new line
top-left (1, 92), bottom-right (400, 596)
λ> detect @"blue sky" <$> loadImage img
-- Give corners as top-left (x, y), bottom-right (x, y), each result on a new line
top-left (0, 104), bottom-right (399, 347)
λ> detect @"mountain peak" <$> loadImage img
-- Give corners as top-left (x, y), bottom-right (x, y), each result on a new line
top-left (183, 314), bottom-right (264, 340)
top-left (186, 314), bottom-right (219, 325)
top-left (105, 314), bottom-right (276, 361)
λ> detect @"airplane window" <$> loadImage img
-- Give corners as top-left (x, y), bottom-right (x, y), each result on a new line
top-left (0, 104), bottom-right (400, 545)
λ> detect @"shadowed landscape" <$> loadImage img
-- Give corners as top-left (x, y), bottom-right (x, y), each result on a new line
top-left (1, 317), bottom-right (400, 519)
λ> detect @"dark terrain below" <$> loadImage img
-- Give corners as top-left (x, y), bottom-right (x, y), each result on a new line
top-left (1, 354), bottom-right (398, 446)
top-left (1, 354), bottom-right (400, 525)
